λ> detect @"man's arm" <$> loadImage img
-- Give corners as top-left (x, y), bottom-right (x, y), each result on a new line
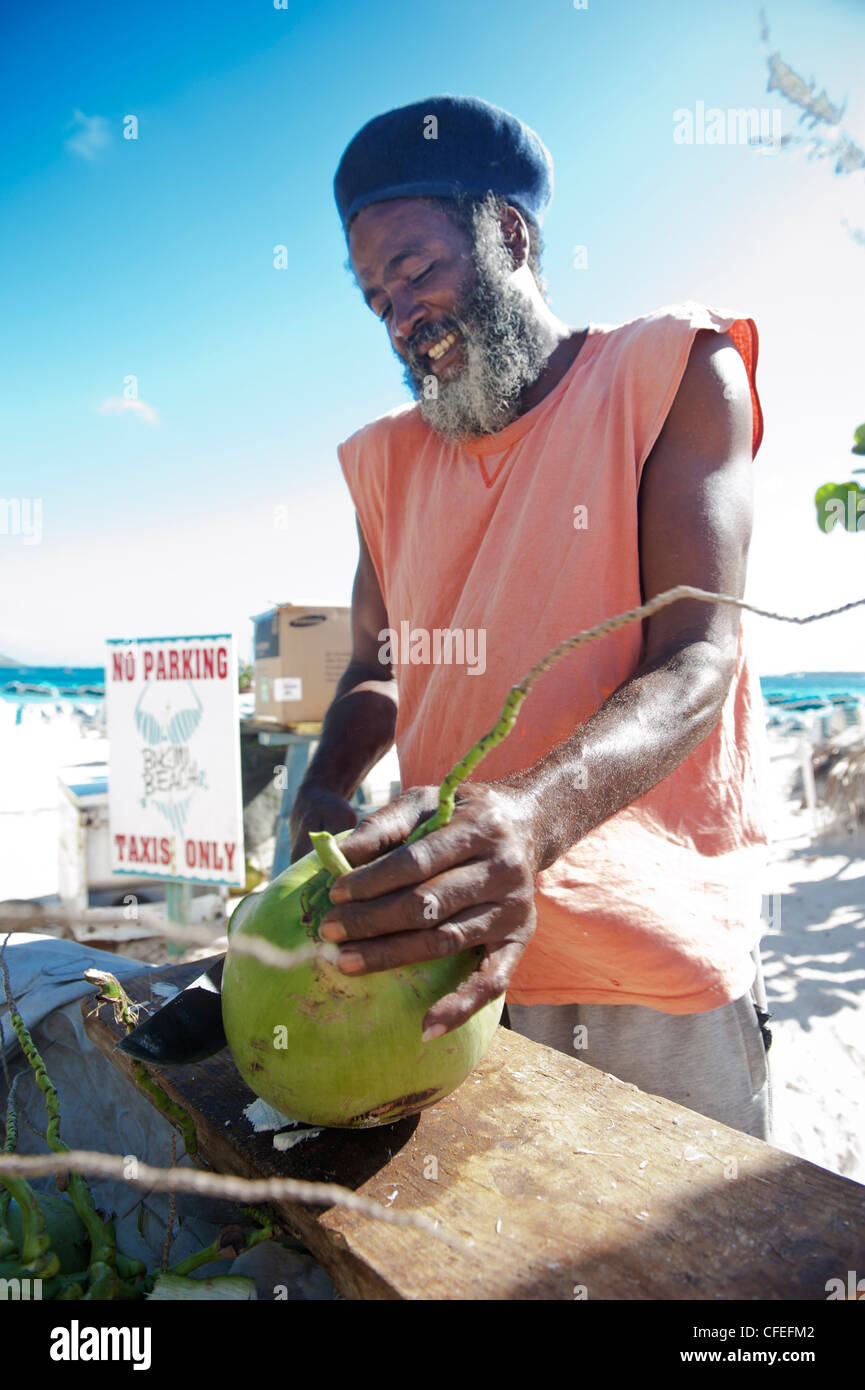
top-left (504, 326), bottom-right (755, 871)
top-left (288, 515), bottom-right (398, 859)
top-left (320, 329), bottom-right (756, 1031)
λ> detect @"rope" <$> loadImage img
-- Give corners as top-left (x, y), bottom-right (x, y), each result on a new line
top-left (0, 1150), bottom-right (470, 1252)
top-left (514, 585), bottom-right (865, 692)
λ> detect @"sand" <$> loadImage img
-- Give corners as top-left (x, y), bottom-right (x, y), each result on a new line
top-left (759, 727), bottom-right (865, 1185)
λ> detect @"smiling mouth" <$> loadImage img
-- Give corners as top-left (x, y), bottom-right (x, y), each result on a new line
top-left (423, 330), bottom-right (460, 364)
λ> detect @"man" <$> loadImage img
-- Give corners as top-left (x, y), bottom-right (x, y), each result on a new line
top-left (289, 96), bottom-right (773, 1139)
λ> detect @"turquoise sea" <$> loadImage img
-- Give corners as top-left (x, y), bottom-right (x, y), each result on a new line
top-left (0, 666), bottom-right (106, 702)
top-left (3, 665), bottom-right (865, 708)
top-left (759, 671), bottom-right (865, 708)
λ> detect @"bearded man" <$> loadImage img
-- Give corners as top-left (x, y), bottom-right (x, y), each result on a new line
top-left (289, 95), bottom-right (773, 1139)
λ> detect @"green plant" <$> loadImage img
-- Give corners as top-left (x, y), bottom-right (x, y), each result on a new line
top-left (0, 958), bottom-right (273, 1300)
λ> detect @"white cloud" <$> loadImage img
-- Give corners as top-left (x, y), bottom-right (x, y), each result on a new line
top-left (65, 109), bottom-right (112, 162)
top-left (98, 397), bottom-right (160, 426)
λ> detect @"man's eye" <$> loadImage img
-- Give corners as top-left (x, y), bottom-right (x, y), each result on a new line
top-left (372, 264), bottom-right (433, 319)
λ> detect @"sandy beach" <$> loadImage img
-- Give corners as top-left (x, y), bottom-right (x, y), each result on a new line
top-left (760, 726), bottom-right (865, 1185)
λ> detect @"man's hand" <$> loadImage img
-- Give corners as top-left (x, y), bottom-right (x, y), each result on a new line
top-left (318, 782), bottom-right (541, 1038)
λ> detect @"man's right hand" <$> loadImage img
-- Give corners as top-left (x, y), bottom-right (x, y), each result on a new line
top-left (289, 784), bottom-right (359, 863)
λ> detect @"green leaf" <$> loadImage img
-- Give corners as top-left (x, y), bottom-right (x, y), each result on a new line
top-left (852, 422), bottom-right (865, 455)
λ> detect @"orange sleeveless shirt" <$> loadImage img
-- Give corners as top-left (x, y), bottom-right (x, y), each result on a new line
top-left (337, 302), bottom-right (770, 1013)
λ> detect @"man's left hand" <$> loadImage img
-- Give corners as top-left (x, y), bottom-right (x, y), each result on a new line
top-left (318, 782), bottom-right (541, 1037)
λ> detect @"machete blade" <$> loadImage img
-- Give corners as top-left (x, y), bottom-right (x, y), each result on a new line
top-left (116, 956), bottom-right (227, 1065)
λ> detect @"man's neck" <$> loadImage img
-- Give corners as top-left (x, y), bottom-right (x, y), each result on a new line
top-left (517, 326), bottom-right (589, 417)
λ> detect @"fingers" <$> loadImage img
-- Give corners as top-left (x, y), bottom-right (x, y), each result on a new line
top-left (334, 788), bottom-right (442, 875)
top-left (334, 898), bottom-right (522, 970)
top-left (321, 856), bottom-right (526, 942)
top-left (331, 813), bottom-right (481, 902)
top-left (421, 938), bottom-right (527, 1037)
top-left (334, 918), bottom-right (529, 1036)
top-left (333, 787), bottom-right (532, 902)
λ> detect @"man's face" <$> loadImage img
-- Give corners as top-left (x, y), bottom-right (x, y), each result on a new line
top-left (348, 198), bottom-right (548, 441)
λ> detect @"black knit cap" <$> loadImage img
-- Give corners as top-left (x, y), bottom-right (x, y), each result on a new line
top-left (334, 95), bottom-right (554, 234)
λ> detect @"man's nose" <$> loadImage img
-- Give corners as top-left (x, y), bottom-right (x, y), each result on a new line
top-left (391, 291), bottom-right (426, 347)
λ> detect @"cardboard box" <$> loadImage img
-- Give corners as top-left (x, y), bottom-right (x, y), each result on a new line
top-left (253, 604), bottom-right (352, 725)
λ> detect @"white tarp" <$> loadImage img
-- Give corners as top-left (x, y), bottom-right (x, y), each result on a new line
top-left (0, 934), bottom-right (334, 1299)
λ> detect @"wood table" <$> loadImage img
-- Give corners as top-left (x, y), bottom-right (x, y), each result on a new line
top-left (82, 958), bottom-right (865, 1301)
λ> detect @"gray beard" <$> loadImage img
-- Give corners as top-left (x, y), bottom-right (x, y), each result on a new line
top-left (397, 233), bottom-right (551, 443)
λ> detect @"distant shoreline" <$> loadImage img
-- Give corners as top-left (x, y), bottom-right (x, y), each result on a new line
top-left (3, 665), bottom-right (865, 705)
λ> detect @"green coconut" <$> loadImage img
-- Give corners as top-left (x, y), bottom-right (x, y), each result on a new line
top-left (221, 833), bottom-right (503, 1129)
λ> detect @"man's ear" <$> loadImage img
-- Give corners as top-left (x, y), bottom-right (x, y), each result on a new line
top-left (499, 204), bottom-right (531, 270)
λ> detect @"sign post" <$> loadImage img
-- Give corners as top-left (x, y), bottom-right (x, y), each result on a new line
top-left (105, 634), bottom-right (245, 946)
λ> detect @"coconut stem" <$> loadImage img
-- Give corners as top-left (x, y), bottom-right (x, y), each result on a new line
top-left (132, 1063), bottom-right (198, 1157)
top-left (406, 684), bottom-right (528, 844)
top-left (0, 1174), bottom-right (58, 1275)
top-left (0, 1084), bottom-right (18, 1258)
top-left (160, 1220), bottom-right (274, 1282)
top-left (309, 831), bottom-right (354, 878)
top-left (304, 689), bottom-right (529, 871)
top-left (83, 968), bottom-right (139, 1030)
top-left (0, 946), bottom-right (61, 1277)
top-left (86, 970), bottom-right (198, 1157)
top-left (4, 962), bottom-right (125, 1296)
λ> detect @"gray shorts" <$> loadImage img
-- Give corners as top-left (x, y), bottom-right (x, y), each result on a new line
top-left (507, 946), bottom-right (773, 1140)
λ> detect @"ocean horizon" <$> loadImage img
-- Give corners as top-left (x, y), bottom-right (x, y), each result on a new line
top-left (0, 665), bottom-right (106, 702)
top-left (759, 671), bottom-right (865, 703)
top-left (3, 664), bottom-right (865, 706)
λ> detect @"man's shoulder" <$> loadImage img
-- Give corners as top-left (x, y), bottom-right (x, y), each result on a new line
top-left (339, 400), bottom-right (427, 458)
top-left (591, 299), bottom-right (749, 345)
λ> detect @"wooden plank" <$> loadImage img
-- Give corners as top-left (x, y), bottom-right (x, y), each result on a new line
top-left (81, 960), bottom-right (865, 1301)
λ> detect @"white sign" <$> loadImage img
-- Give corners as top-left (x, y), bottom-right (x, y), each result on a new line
top-left (105, 633), bottom-right (245, 888)
top-left (274, 677), bottom-right (302, 702)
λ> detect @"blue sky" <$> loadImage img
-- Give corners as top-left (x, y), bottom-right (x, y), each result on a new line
top-left (1, 0), bottom-right (863, 672)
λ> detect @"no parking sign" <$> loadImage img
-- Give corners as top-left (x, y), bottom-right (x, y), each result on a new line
top-left (105, 633), bottom-right (245, 888)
